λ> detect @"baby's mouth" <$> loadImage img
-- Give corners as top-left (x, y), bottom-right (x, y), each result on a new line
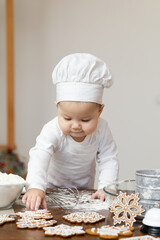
top-left (71, 130), bottom-right (83, 134)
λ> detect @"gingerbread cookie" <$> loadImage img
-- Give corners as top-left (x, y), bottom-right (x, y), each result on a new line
top-left (0, 214), bottom-right (15, 225)
top-left (43, 224), bottom-right (85, 237)
top-left (86, 225), bottom-right (134, 239)
top-left (122, 236), bottom-right (160, 240)
top-left (114, 225), bottom-right (134, 237)
top-left (16, 209), bottom-right (53, 220)
top-left (63, 211), bottom-right (105, 223)
top-left (16, 218), bottom-right (57, 229)
top-left (110, 192), bottom-right (144, 227)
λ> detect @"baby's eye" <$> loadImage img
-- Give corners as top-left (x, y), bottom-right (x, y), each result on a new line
top-left (81, 119), bottom-right (90, 122)
top-left (64, 117), bottom-right (71, 121)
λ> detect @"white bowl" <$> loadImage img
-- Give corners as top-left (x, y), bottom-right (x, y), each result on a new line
top-left (0, 183), bottom-right (25, 209)
top-left (0, 172), bottom-right (26, 209)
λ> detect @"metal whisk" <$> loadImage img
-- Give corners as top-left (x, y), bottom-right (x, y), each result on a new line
top-left (46, 187), bottom-right (79, 209)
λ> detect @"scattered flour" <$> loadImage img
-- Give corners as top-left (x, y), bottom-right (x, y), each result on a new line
top-left (73, 191), bottom-right (110, 211)
top-left (0, 172), bottom-right (25, 185)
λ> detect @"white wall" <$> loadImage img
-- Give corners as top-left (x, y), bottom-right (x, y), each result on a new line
top-left (1, 0), bottom-right (160, 187)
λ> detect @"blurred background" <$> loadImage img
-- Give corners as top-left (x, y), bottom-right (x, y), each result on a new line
top-left (0, 0), bottom-right (160, 187)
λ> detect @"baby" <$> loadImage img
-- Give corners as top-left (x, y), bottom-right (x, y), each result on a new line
top-left (23, 53), bottom-right (119, 210)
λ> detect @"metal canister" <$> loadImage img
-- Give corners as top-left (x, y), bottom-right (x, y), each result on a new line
top-left (136, 169), bottom-right (160, 213)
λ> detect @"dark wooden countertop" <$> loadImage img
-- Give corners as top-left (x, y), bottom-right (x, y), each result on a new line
top-left (0, 190), bottom-right (147, 240)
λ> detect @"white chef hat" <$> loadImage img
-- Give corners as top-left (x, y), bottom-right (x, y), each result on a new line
top-left (52, 53), bottom-right (113, 104)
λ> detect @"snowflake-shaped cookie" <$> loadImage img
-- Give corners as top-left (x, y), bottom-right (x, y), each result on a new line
top-left (16, 218), bottom-right (57, 229)
top-left (63, 211), bottom-right (105, 223)
top-left (86, 225), bottom-right (134, 239)
top-left (122, 235), bottom-right (160, 240)
top-left (109, 191), bottom-right (144, 227)
top-left (0, 214), bottom-right (15, 225)
top-left (16, 209), bottom-right (53, 220)
top-left (43, 224), bottom-right (85, 237)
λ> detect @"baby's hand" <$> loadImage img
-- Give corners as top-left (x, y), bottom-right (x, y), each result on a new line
top-left (22, 189), bottom-right (47, 211)
top-left (91, 188), bottom-right (106, 201)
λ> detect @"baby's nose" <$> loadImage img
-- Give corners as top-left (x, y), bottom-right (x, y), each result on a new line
top-left (72, 121), bottom-right (81, 129)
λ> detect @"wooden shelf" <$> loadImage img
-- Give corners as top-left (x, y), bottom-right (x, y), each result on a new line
top-left (0, 0), bottom-right (15, 150)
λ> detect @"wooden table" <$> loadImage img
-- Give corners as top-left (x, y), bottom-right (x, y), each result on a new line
top-left (0, 190), bottom-right (146, 240)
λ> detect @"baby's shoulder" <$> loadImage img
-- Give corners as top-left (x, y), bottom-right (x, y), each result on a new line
top-left (97, 118), bottom-right (108, 132)
top-left (95, 118), bottom-right (110, 144)
top-left (41, 117), bottom-right (63, 139)
top-left (45, 116), bottom-right (58, 127)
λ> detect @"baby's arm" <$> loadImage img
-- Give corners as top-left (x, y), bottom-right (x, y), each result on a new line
top-left (96, 119), bottom-right (119, 197)
top-left (91, 189), bottom-right (106, 201)
top-left (22, 189), bottom-right (47, 211)
top-left (24, 119), bottom-right (60, 210)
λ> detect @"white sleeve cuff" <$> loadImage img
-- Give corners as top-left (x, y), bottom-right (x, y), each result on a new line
top-left (25, 183), bottom-right (46, 192)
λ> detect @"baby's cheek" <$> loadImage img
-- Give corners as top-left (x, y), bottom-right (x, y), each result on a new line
top-left (59, 121), bottom-right (66, 132)
top-left (85, 124), bottom-right (96, 135)
top-left (62, 123), bottom-right (71, 134)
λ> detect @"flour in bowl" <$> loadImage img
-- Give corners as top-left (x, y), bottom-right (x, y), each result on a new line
top-left (0, 172), bottom-right (25, 185)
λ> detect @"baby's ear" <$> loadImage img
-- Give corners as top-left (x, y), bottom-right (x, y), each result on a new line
top-left (99, 104), bottom-right (104, 113)
top-left (54, 100), bottom-right (57, 105)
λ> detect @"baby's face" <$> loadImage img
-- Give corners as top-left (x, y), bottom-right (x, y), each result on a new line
top-left (57, 101), bottom-right (103, 142)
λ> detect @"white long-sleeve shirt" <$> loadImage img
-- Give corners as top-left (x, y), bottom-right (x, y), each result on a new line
top-left (26, 117), bottom-right (119, 191)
